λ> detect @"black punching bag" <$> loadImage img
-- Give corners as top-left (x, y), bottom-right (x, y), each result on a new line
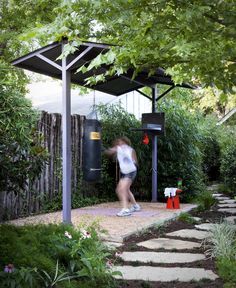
top-left (82, 119), bottom-right (101, 182)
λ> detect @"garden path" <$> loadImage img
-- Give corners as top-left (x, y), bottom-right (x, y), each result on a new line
top-left (110, 187), bottom-right (236, 286)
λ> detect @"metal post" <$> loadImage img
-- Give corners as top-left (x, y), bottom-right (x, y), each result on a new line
top-left (152, 85), bottom-right (158, 202)
top-left (62, 42), bottom-right (72, 224)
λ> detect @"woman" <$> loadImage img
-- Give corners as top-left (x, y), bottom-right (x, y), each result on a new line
top-left (105, 136), bottom-right (141, 217)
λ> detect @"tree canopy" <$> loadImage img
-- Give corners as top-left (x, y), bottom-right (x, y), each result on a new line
top-left (32, 0), bottom-right (236, 94)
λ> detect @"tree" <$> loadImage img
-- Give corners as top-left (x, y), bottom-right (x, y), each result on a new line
top-left (0, 0), bottom-right (60, 220)
top-left (32, 0), bottom-right (236, 95)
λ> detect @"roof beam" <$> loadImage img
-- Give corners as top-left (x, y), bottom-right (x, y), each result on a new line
top-left (36, 53), bottom-right (62, 71)
top-left (135, 89), bottom-right (151, 100)
top-left (120, 74), bottom-right (151, 88)
top-left (156, 86), bottom-right (175, 102)
top-left (66, 46), bottom-right (93, 70)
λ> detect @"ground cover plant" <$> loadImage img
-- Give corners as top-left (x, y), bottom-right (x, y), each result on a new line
top-left (204, 222), bottom-right (236, 288)
top-left (0, 223), bottom-right (119, 287)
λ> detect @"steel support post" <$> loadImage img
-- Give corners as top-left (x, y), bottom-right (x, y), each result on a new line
top-left (62, 43), bottom-right (72, 224)
top-left (152, 85), bottom-right (158, 202)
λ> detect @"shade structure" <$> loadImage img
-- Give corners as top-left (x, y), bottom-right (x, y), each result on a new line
top-left (12, 40), bottom-right (193, 223)
top-left (12, 41), bottom-right (193, 96)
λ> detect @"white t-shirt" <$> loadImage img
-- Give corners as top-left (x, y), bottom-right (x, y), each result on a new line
top-left (117, 144), bottom-right (137, 174)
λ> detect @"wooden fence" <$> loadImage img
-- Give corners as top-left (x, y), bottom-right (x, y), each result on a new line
top-left (3, 111), bottom-right (85, 219)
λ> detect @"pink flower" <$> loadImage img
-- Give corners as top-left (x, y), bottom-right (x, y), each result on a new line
top-left (64, 231), bottom-right (72, 239)
top-left (4, 264), bottom-right (14, 273)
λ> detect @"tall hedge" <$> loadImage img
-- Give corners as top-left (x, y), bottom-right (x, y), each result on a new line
top-left (218, 126), bottom-right (236, 193)
top-left (98, 101), bottom-right (205, 201)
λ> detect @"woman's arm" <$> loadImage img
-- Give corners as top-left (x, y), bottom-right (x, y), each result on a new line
top-left (132, 149), bottom-right (138, 166)
top-left (104, 146), bottom-right (117, 157)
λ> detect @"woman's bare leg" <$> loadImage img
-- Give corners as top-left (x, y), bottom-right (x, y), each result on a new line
top-left (116, 178), bottom-right (132, 209)
top-left (128, 190), bottom-right (137, 205)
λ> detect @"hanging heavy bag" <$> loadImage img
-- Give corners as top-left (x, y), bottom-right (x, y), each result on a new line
top-left (82, 119), bottom-right (101, 182)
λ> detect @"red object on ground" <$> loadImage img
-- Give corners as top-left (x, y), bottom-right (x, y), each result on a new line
top-left (166, 197), bottom-right (174, 209)
top-left (142, 133), bottom-right (149, 145)
top-left (166, 189), bottom-right (182, 209)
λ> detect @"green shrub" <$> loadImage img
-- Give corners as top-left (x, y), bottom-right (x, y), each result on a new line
top-left (217, 258), bottom-right (236, 287)
top-left (41, 192), bottom-right (112, 213)
top-left (177, 212), bottom-right (198, 224)
top-left (195, 190), bottom-right (217, 211)
top-left (220, 144), bottom-right (236, 194)
top-left (204, 221), bottom-right (236, 287)
top-left (197, 116), bottom-right (221, 182)
top-left (98, 101), bottom-right (206, 202)
top-left (0, 223), bottom-right (116, 287)
top-left (217, 124), bottom-right (236, 194)
top-left (204, 222), bottom-right (236, 260)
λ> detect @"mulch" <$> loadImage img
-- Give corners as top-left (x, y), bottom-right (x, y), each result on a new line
top-left (115, 204), bottom-right (229, 288)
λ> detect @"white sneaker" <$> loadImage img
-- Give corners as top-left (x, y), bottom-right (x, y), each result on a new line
top-left (129, 204), bottom-right (141, 212)
top-left (116, 208), bottom-right (132, 217)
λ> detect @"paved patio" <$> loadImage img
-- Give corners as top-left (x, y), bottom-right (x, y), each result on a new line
top-left (9, 201), bottom-right (197, 243)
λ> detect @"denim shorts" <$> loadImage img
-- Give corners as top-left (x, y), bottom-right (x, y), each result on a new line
top-left (120, 170), bottom-right (137, 181)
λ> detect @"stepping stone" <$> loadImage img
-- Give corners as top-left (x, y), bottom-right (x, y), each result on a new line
top-left (137, 238), bottom-right (201, 250)
top-left (218, 208), bottom-right (236, 214)
top-left (224, 216), bottom-right (236, 224)
top-left (113, 266), bottom-right (218, 282)
top-left (212, 193), bottom-right (223, 197)
top-left (119, 251), bottom-right (205, 263)
top-left (166, 229), bottom-right (211, 240)
top-left (207, 184), bottom-right (219, 191)
top-left (218, 199), bottom-right (236, 204)
top-left (192, 216), bottom-right (201, 222)
top-left (215, 196), bottom-right (231, 200)
top-left (195, 223), bottom-right (217, 231)
top-left (218, 203), bottom-right (236, 208)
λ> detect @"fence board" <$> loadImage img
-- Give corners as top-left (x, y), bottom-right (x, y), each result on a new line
top-left (3, 111), bottom-right (85, 219)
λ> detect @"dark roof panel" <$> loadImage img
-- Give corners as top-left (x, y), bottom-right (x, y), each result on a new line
top-left (12, 41), bottom-right (194, 95)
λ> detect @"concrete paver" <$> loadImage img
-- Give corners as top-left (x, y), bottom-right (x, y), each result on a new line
top-left (195, 223), bottom-right (218, 231)
top-left (218, 199), bottom-right (236, 204)
top-left (113, 266), bottom-right (218, 282)
top-left (215, 196), bottom-right (231, 200)
top-left (137, 237), bottom-right (201, 250)
top-left (166, 229), bottom-right (211, 240)
top-left (207, 184), bottom-right (219, 191)
top-left (218, 203), bottom-right (236, 208)
top-left (212, 193), bottom-right (223, 197)
top-left (224, 216), bottom-right (236, 224)
top-left (218, 208), bottom-right (236, 214)
top-left (119, 251), bottom-right (205, 263)
top-left (192, 216), bottom-right (202, 222)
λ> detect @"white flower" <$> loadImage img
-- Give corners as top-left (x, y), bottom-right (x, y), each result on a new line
top-left (106, 260), bottom-right (113, 268)
top-left (115, 252), bottom-right (121, 258)
top-left (64, 231), bottom-right (72, 239)
top-left (81, 229), bottom-right (91, 239)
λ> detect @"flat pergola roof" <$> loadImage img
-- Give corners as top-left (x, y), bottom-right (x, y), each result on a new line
top-left (12, 40), bottom-right (193, 224)
top-left (12, 40), bottom-right (193, 96)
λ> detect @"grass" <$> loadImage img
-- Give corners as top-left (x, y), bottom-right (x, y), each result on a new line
top-left (204, 221), bottom-right (236, 260)
top-left (195, 190), bottom-right (217, 211)
top-left (204, 221), bottom-right (236, 287)
top-left (177, 212), bottom-right (198, 224)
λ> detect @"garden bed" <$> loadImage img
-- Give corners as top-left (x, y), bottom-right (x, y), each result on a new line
top-left (115, 205), bottom-right (228, 288)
